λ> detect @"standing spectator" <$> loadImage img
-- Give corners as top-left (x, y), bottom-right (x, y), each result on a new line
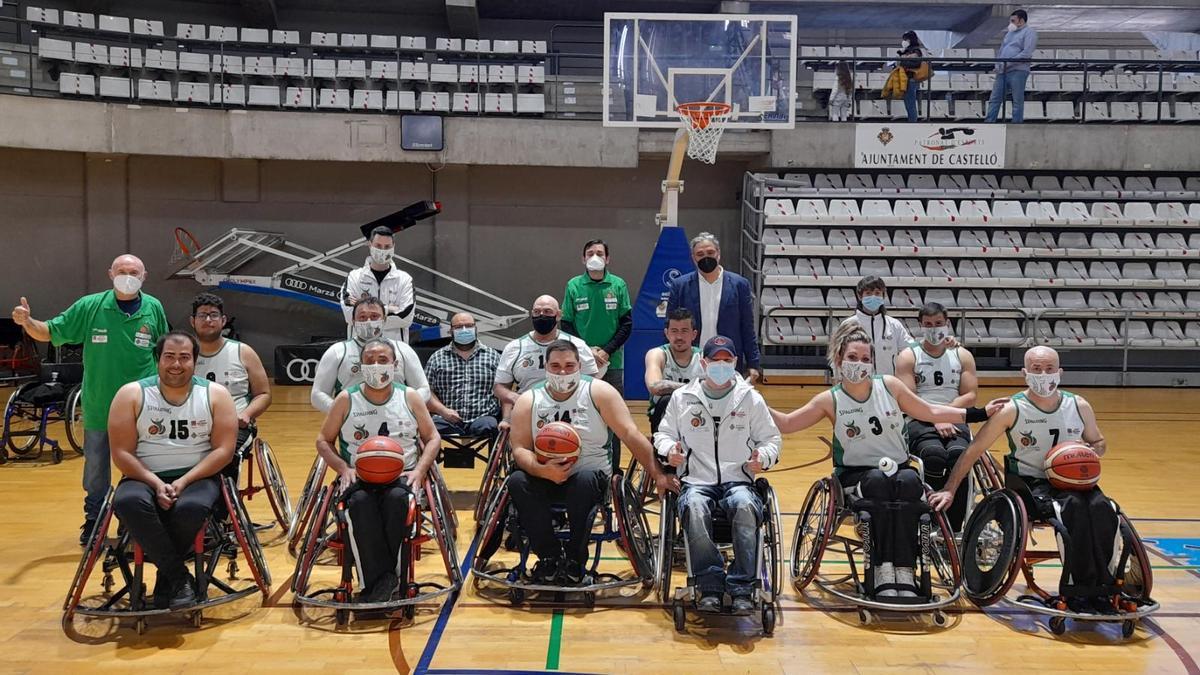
top-left (986, 9), bottom-right (1038, 123)
top-left (839, 275), bottom-right (913, 377)
top-left (424, 312), bottom-right (502, 439)
top-left (666, 233), bottom-right (761, 383)
top-left (898, 31), bottom-right (926, 122)
top-left (11, 254), bottom-right (169, 544)
top-left (828, 62), bottom-right (855, 122)
top-left (340, 226), bottom-right (415, 342)
top-left (561, 239), bottom-right (632, 391)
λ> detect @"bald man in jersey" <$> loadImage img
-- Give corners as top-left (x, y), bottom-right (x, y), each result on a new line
top-left (12, 254), bottom-right (169, 545)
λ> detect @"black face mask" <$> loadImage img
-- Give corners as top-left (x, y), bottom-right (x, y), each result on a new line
top-left (697, 256), bottom-right (719, 274)
top-left (531, 315), bottom-right (558, 335)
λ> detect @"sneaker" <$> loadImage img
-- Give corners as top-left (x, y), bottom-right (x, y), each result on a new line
top-left (731, 595), bottom-right (755, 615)
top-left (153, 570), bottom-right (172, 609)
top-left (559, 560), bottom-right (587, 586)
top-left (697, 593), bottom-right (722, 613)
top-left (895, 567), bottom-right (918, 598)
top-left (167, 574), bottom-right (197, 610)
top-left (529, 557), bottom-right (561, 584)
top-left (370, 573), bottom-right (398, 603)
top-left (79, 519), bottom-right (97, 548)
top-left (875, 562), bottom-right (898, 598)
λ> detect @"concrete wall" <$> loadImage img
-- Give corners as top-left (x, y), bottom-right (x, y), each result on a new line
top-left (0, 147), bottom-right (747, 367)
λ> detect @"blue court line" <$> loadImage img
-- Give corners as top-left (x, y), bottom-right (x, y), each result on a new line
top-left (425, 671), bottom-right (600, 675)
top-left (415, 536), bottom-right (479, 675)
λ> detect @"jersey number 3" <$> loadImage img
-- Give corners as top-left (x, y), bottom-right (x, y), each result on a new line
top-left (867, 416), bottom-right (884, 436)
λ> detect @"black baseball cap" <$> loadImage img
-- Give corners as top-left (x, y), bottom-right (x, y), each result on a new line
top-left (703, 336), bottom-right (736, 359)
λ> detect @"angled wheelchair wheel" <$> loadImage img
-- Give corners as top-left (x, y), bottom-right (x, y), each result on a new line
top-left (613, 473), bottom-right (656, 583)
top-left (759, 479), bottom-right (783, 602)
top-left (431, 464), bottom-right (459, 537)
top-left (791, 478), bottom-right (836, 590)
top-left (222, 476), bottom-right (272, 593)
top-left (474, 483), bottom-right (511, 570)
top-left (929, 500), bottom-right (962, 589)
top-left (961, 489), bottom-right (1027, 606)
top-left (425, 476), bottom-right (463, 585)
top-left (287, 456), bottom-right (327, 553)
top-left (63, 489), bottom-right (116, 618)
top-left (254, 439), bottom-right (294, 532)
top-left (4, 383), bottom-right (41, 456)
top-left (1118, 513), bottom-right (1153, 601)
top-left (293, 484), bottom-right (336, 594)
top-left (657, 492), bottom-right (678, 605)
top-left (474, 429), bottom-right (509, 529)
top-left (65, 385), bottom-right (84, 455)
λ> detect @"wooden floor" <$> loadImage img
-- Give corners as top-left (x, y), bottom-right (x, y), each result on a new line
top-left (3, 384), bottom-right (1199, 674)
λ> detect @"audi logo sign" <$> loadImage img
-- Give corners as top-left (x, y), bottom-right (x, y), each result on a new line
top-left (279, 274), bottom-right (341, 302)
top-left (286, 358), bottom-right (321, 382)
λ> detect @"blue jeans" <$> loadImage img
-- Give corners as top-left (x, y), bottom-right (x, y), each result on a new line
top-left (83, 430), bottom-right (111, 521)
top-left (986, 69), bottom-right (1029, 123)
top-left (904, 78), bottom-right (920, 122)
top-left (678, 482), bottom-right (763, 596)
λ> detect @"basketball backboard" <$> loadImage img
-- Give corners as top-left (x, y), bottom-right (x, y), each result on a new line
top-left (603, 13), bottom-right (797, 129)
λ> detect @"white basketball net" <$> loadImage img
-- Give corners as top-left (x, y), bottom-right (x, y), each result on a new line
top-left (676, 103), bottom-right (731, 165)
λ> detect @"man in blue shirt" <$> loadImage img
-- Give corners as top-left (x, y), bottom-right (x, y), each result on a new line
top-left (985, 9), bottom-right (1038, 123)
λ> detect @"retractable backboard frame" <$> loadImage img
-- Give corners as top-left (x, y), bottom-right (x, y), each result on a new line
top-left (602, 13), bottom-right (798, 129)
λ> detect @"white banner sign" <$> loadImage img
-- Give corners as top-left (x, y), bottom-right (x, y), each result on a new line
top-left (853, 123), bottom-right (1006, 169)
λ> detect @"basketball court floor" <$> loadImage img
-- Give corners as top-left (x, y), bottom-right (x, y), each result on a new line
top-left (1, 384), bottom-right (1198, 674)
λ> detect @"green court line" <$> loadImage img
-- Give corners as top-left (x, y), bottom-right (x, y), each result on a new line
top-left (546, 608), bottom-right (565, 671)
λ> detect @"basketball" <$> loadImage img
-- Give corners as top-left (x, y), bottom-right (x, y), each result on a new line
top-left (354, 435), bottom-right (407, 484)
top-left (534, 421), bottom-right (581, 465)
top-left (1044, 442), bottom-right (1101, 491)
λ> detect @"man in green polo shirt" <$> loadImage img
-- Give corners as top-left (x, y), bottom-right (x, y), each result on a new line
top-left (562, 239), bottom-right (633, 461)
top-left (12, 254), bottom-right (168, 544)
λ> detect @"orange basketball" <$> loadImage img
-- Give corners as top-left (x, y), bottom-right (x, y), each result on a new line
top-left (534, 421), bottom-right (581, 465)
top-left (355, 435), bottom-right (407, 484)
top-left (1044, 442), bottom-right (1101, 491)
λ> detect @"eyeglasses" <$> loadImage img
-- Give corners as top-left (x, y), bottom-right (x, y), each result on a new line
top-left (194, 312), bottom-right (223, 321)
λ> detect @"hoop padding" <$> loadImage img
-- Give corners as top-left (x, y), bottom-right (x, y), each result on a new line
top-left (676, 102), bottom-right (732, 165)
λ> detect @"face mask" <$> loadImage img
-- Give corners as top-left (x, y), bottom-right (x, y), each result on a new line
top-left (840, 361), bottom-right (872, 384)
top-left (369, 246), bottom-right (393, 265)
top-left (697, 256), bottom-right (719, 274)
top-left (585, 255), bottom-right (606, 273)
top-left (453, 327), bottom-right (476, 345)
top-left (901, 39), bottom-right (911, 48)
top-left (1007, 22), bottom-right (1019, 32)
top-left (354, 319), bottom-right (383, 342)
top-left (924, 326), bottom-right (952, 345)
top-left (861, 295), bottom-right (886, 314)
top-left (531, 315), bottom-right (558, 335)
top-left (546, 370), bottom-right (580, 394)
top-left (113, 274), bottom-right (142, 295)
top-left (360, 363), bottom-right (393, 389)
top-left (705, 361), bottom-right (737, 386)
top-left (1025, 371), bottom-right (1060, 397)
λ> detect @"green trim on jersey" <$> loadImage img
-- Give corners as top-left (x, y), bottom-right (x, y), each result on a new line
top-left (830, 384), bottom-right (844, 470)
top-left (336, 382), bottom-right (407, 463)
top-left (1003, 390), bottom-right (1076, 474)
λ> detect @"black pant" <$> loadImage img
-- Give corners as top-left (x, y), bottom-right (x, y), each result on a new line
top-left (839, 466), bottom-right (924, 567)
top-left (907, 419), bottom-right (970, 530)
top-left (113, 476), bottom-right (220, 583)
top-left (1023, 477), bottom-right (1119, 597)
top-left (344, 478), bottom-right (412, 592)
top-left (648, 394), bottom-right (673, 434)
top-left (506, 468), bottom-right (607, 566)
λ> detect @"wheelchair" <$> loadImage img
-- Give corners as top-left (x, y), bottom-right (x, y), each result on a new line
top-left (957, 455), bottom-right (1158, 638)
top-left (473, 427), bottom-right (511, 531)
top-left (291, 464), bottom-right (461, 628)
top-left (62, 475), bottom-right (271, 635)
top-left (440, 427), bottom-right (498, 470)
top-left (2, 361), bottom-right (84, 463)
top-left (791, 457), bottom-right (962, 626)
top-left (226, 425), bottom-right (294, 535)
top-left (471, 467), bottom-right (656, 607)
top-left (658, 477), bottom-right (783, 636)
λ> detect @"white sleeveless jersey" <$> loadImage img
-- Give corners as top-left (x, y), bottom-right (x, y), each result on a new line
top-left (910, 345), bottom-right (963, 405)
top-left (530, 376), bottom-right (611, 476)
top-left (831, 376), bottom-right (908, 472)
top-left (135, 376), bottom-right (214, 476)
top-left (331, 338), bottom-right (409, 394)
top-left (648, 345), bottom-right (704, 408)
top-left (197, 339), bottom-right (250, 412)
top-left (338, 383), bottom-right (419, 469)
top-left (1005, 391), bottom-right (1086, 478)
top-left (497, 333), bottom-right (595, 393)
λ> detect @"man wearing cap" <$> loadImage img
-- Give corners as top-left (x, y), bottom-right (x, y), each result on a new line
top-left (652, 335), bottom-right (781, 614)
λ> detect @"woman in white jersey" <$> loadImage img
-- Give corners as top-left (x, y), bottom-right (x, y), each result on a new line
top-left (109, 331), bottom-right (238, 609)
top-left (316, 338), bottom-right (441, 603)
top-left (771, 322), bottom-right (995, 598)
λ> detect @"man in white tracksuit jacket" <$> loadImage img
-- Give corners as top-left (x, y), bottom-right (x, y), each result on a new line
top-left (653, 335), bottom-right (781, 614)
top-left (340, 226), bottom-right (416, 342)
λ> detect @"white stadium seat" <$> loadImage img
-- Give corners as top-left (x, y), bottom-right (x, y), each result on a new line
top-left (1023, 291), bottom-right (1053, 309)
top-left (892, 200), bottom-right (927, 223)
top-left (762, 229), bottom-right (792, 246)
top-left (958, 230), bottom-right (989, 248)
top-left (1091, 202), bottom-right (1130, 226)
top-left (760, 288), bottom-right (791, 308)
top-left (959, 260), bottom-right (990, 278)
top-left (794, 259), bottom-right (826, 278)
top-left (385, 91), bottom-right (417, 111)
top-left (1156, 178), bottom-right (1194, 200)
top-left (925, 289), bottom-right (954, 307)
top-left (1026, 202), bottom-right (1060, 225)
top-left (1156, 234), bottom-right (1187, 251)
top-left (958, 290), bottom-right (988, 309)
top-left (926, 200), bottom-right (960, 224)
top-left (990, 290), bottom-right (1021, 308)
top-left (1087, 290), bottom-right (1120, 309)
top-left (1090, 232), bottom-right (1122, 250)
top-left (794, 229), bottom-right (825, 245)
top-left (763, 259), bottom-right (793, 276)
top-left (1124, 202), bottom-right (1160, 226)
top-left (894, 230), bottom-right (925, 248)
top-left (248, 85), bottom-right (281, 106)
top-left (1058, 202), bottom-right (1097, 225)
top-left (1055, 320), bottom-right (1095, 346)
top-left (176, 82), bottom-right (209, 103)
top-left (893, 260), bottom-right (924, 278)
top-left (273, 30), bottom-right (301, 44)
top-left (285, 86), bottom-right (314, 108)
top-left (59, 73), bottom-right (96, 96)
top-left (827, 229), bottom-right (860, 247)
top-left (861, 229), bottom-right (893, 248)
top-left (1056, 263), bottom-right (1088, 281)
top-left (926, 231), bottom-right (958, 247)
top-left (353, 90), bottom-right (384, 111)
top-left (1154, 292), bottom-right (1185, 310)
top-left (1127, 321), bottom-right (1163, 347)
top-left (926, 260), bottom-right (957, 279)
top-left (1122, 232), bottom-right (1155, 251)
top-left (793, 288), bottom-right (825, 307)
top-left (796, 199), bottom-right (830, 222)
top-left (990, 320), bottom-right (1024, 346)
top-left (1026, 261), bottom-right (1055, 280)
top-left (1063, 176), bottom-right (1099, 198)
top-left (829, 200), bottom-right (862, 223)
top-left (991, 230), bottom-right (1023, 248)
top-left (1153, 322), bottom-right (1193, 347)
top-left (815, 174), bottom-right (845, 192)
top-left (1125, 177), bottom-right (1164, 199)
top-left (827, 288), bottom-right (857, 308)
top-left (1086, 320), bottom-right (1122, 346)
top-left (969, 175), bottom-right (1001, 196)
top-left (1057, 232), bottom-right (1091, 249)
top-left (1031, 176), bottom-right (1067, 198)
top-left (860, 260), bottom-right (891, 278)
top-left (219, 84), bottom-right (246, 105)
top-left (990, 201), bottom-right (1028, 225)
top-left (891, 288), bottom-right (921, 309)
top-left (1025, 232), bottom-right (1056, 249)
top-left (765, 199), bottom-right (795, 217)
top-left (1120, 290), bottom-right (1155, 309)
top-left (137, 79), bottom-right (172, 101)
top-left (861, 200), bottom-right (894, 224)
top-left (828, 259), bottom-right (860, 278)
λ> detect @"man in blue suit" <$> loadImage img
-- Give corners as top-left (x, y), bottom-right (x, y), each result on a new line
top-left (666, 232), bottom-right (762, 383)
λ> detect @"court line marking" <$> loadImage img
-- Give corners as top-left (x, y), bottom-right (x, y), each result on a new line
top-left (1145, 619), bottom-right (1200, 675)
top-left (424, 670), bottom-right (599, 675)
top-left (546, 608), bottom-right (565, 670)
top-left (413, 536), bottom-right (479, 675)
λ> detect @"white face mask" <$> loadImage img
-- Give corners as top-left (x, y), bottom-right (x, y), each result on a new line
top-left (705, 361), bottom-right (737, 387)
top-left (585, 255), bottom-right (606, 273)
top-left (924, 326), bottom-right (952, 346)
top-left (1025, 371), bottom-right (1060, 397)
top-left (1007, 22), bottom-right (1019, 32)
top-left (113, 274), bottom-right (142, 295)
top-left (546, 371), bottom-right (580, 394)
top-left (901, 39), bottom-right (911, 49)
top-left (840, 360), bottom-right (873, 384)
top-left (354, 319), bottom-right (384, 342)
top-left (369, 246), bottom-right (393, 265)
top-left (360, 363), bottom-right (393, 389)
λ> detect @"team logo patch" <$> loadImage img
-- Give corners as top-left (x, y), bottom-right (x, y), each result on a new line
top-left (353, 424), bottom-right (368, 441)
top-left (1020, 431), bottom-right (1036, 447)
top-left (689, 410), bottom-right (706, 428)
top-left (845, 421), bottom-right (861, 438)
top-left (148, 418), bottom-right (166, 435)
top-left (915, 372), bottom-right (926, 384)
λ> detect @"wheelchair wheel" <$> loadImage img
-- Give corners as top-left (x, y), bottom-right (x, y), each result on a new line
top-left (657, 492), bottom-right (677, 605)
top-left (425, 477), bottom-right (463, 585)
top-left (293, 484), bottom-right (336, 594)
top-left (65, 385), bottom-right (84, 455)
top-left (929, 504), bottom-right (962, 589)
top-left (474, 484), bottom-right (511, 569)
top-left (759, 479), bottom-right (783, 602)
top-left (63, 489), bottom-right (116, 617)
top-left (961, 489), bottom-right (1027, 606)
top-left (791, 478), bottom-right (836, 590)
top-left (4, 384), bottom-right (40, 456)
top-left (1118, 514), bottom-right (1153, 601)
top-left (431, 465), bottom-right (459, 537)
top-left (222, 476), bottom-right (272, 592)
top-left (253, 439), bottom-right (294, 532)
top-left (474, 429), bottom-right (509, 530)
top-left (612, 473), bottom-right (655, 583)
top-left (287, 456), bottom-right (327, 553)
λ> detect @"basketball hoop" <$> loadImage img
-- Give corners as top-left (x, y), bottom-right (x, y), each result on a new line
top-left (676, 102), bottom-right (732, 165)
top-left (168, 227), bottom-right (202, 268)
